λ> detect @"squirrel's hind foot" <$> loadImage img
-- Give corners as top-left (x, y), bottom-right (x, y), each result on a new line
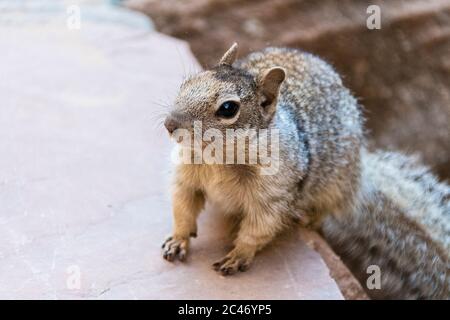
top-left (212, 247), bottom-right (254, 276)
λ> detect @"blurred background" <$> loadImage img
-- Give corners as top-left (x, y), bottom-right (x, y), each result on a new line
top-left (129, 0), bottom-right (450, 182)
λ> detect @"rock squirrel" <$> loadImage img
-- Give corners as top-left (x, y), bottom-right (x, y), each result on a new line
top-left (161, 43), bottom-right (449, 299)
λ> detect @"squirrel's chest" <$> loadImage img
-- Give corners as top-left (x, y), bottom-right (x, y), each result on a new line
top-left (204, 184), bottom-right (241, 215)
top-left (180, 164), bottom-right (255, 214)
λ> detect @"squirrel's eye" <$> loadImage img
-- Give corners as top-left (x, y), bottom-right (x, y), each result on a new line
top-left (216, 101), bottom-right (240, 119)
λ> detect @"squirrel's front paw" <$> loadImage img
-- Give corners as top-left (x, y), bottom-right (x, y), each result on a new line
top-left (162, 236), bottom-right (189, 262)
top-left (212, 248), bottom-right (254, 276)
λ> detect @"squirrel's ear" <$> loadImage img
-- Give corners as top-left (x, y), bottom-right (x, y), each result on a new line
top-left (219, 43), bottom-right (238, 66)
top-left (258, 67), bottom-right (285, 112)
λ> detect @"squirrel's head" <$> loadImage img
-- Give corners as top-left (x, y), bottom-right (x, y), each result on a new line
top-left (164, 43), bottom-right (285, 137)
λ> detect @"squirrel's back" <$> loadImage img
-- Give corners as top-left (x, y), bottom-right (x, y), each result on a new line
top-left (237, 48), bottom-right (364, 221)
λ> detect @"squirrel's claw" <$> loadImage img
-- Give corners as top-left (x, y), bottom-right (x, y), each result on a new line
top-left (162, 236), bottom-right (189, 262)
top-left (213, 250), bottom-right (253, 276)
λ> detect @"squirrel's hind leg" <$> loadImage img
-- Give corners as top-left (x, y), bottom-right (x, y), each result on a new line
top-left (213, 207), bottom-right (285, 275)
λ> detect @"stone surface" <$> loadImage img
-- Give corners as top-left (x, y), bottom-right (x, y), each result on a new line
top-left (299, 230), bottom-right (368, 300)
top-left (129, 0), bottom-right (450, 182)
top-left (0, 1), bottom-right (343, 299)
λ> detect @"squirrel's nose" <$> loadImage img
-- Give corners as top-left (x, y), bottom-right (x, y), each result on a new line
top-left (164, 117), bottom-right (180, 134)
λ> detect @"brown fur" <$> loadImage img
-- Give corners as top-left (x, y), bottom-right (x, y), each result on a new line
top-left (160, 44), bottom-right (449, 299)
